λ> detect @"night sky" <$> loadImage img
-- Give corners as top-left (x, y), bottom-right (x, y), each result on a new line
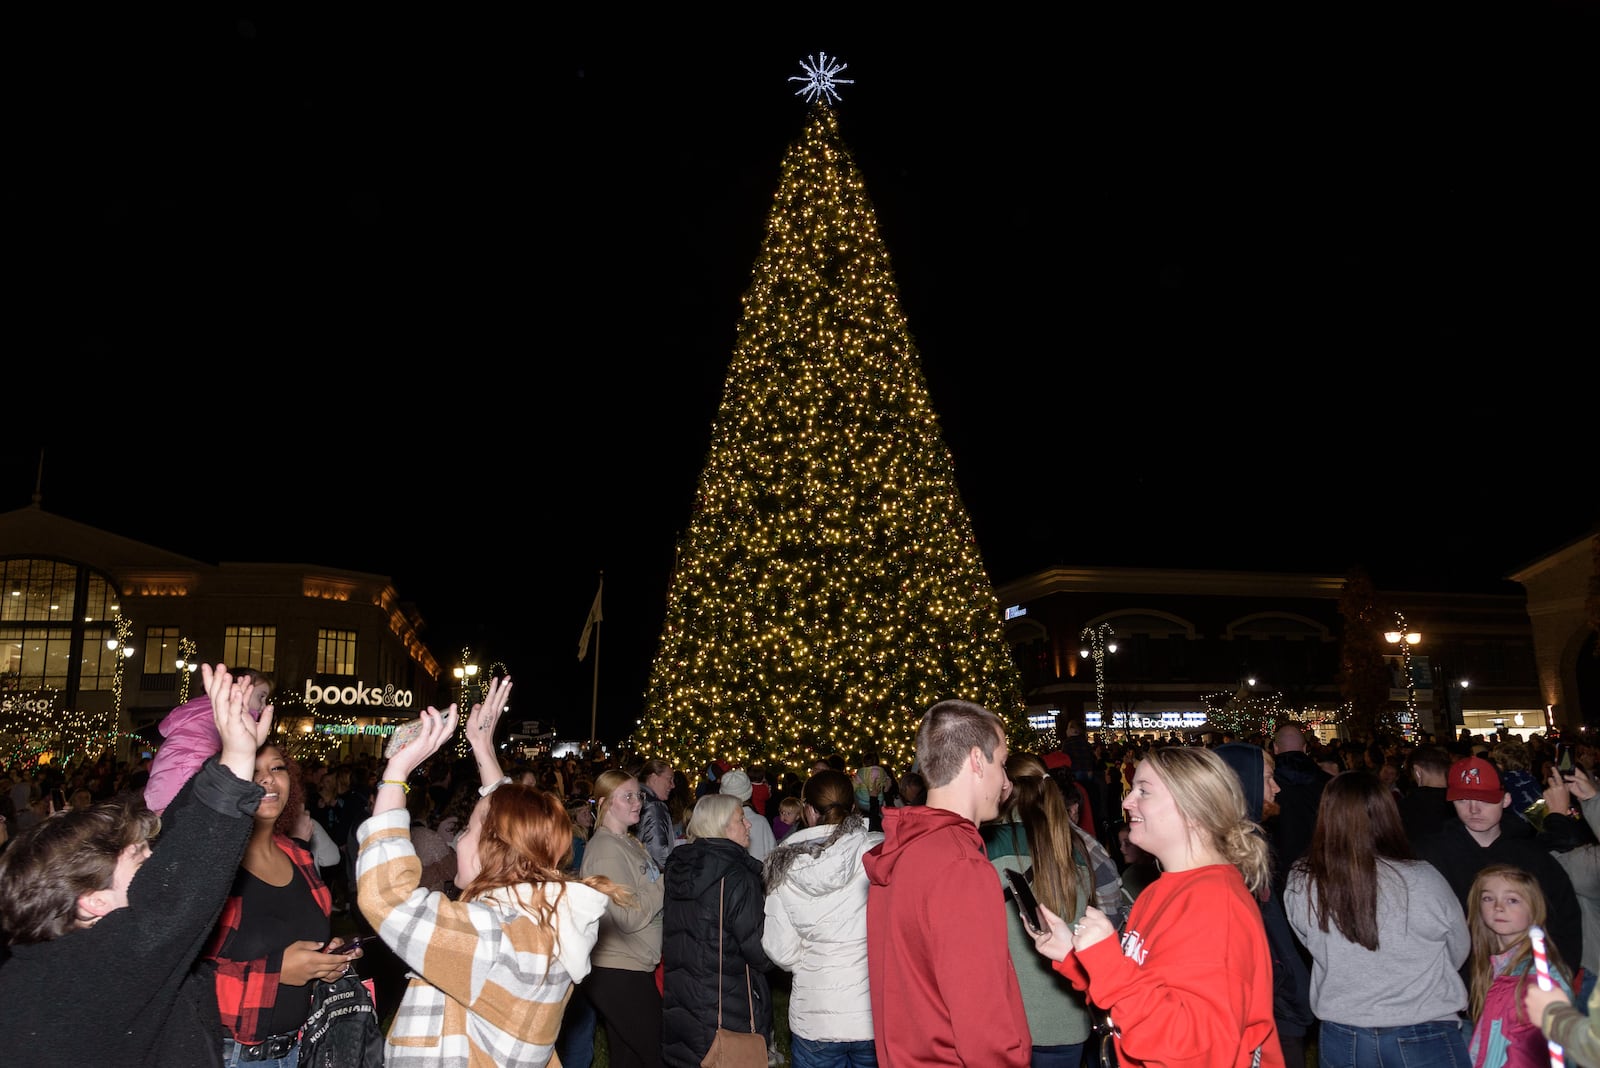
top-left (15, 10), bottom-right (1596, 743)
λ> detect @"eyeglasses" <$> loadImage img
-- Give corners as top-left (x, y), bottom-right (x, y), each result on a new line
top-left (613, 792), bottom-right (642, 803)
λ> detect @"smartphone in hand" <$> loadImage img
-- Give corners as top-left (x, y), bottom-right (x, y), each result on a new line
top-left (341, 934), bottom-right (380, 955)
top-left (1004, 868), bottom-right (1045, 937)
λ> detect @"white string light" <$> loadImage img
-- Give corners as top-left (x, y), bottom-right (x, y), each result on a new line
top-left (790, 53), bottom-right (853, 105)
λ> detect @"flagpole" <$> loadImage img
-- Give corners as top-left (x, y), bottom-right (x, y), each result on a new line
top-left (588, 571), bottom-right (603, 749)
top-left (589, 607), bottom-right (601, 749)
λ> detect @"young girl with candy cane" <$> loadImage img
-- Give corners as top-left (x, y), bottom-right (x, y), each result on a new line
top-left (1467, 864), bottom-right (1574, 1068)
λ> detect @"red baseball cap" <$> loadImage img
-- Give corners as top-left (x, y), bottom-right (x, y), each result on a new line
top-left (1447, 756), bottom-right (1504, 803)
top-left (1043, 751), bottom-right (1071, 770)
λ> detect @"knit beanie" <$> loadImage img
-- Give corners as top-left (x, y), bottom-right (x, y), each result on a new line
top-left (719, 769), bottom-right (753, 803)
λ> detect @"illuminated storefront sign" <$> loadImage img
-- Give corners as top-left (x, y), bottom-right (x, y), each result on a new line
top-left (303, 680), bottom-right (415, 709)
top-left (1086, 711), bottom-right (1209, 730)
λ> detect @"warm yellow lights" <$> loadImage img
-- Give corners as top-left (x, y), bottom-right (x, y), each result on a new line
top-left (1384, 612), bottom-right (1422, 739)
top-left (631, 104), bottom-right (1025, 774)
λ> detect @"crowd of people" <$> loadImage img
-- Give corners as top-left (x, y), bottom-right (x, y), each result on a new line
top-left (6, 674), bottom-right (1600, 1067)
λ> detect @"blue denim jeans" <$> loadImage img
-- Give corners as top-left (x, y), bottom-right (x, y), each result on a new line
top-left (222, 1035), bottom-right (300, 1068)
top-left (788, 1033), bottom-right (878, 1068)
top-left (1317, 1018), bottom-right (1470, 1067)
top-left (555, 982), bottom-right (598, 1068)
top-left (1031, 1043), bottom-right (1085, 1067)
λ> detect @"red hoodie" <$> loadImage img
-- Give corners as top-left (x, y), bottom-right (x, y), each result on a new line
top-left (864, 805), bottom-right (1030, 1066)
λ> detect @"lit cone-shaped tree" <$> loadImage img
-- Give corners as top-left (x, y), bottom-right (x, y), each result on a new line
top-left (633, 103), bottom-right (1027, 777)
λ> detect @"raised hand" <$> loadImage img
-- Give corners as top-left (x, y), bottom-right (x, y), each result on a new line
top-left (205, 663), bottom-right (274, 782)
top-left (1569, 764), bottom-right (1597, 802)
top-left (1544, 766), bottom-right (1574, 815)
top-left (466, 676), bottom-right (513, 789)
top-left (384, 705), bottom-right (458, 782)
top-left (465, 674), bottom-right (513, 745)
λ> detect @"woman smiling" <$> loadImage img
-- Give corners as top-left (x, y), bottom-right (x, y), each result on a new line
top-left (1030, 746), bottom-right (1284, 1068)
top-left (206, 740), bottom-right (358, 1067)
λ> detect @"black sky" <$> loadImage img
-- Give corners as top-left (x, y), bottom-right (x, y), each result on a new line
top-left (14, 10), bottom-right (1597, 743)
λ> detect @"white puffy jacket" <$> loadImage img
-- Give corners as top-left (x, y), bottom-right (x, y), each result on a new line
top-left (761, 819), bottom-right (884, 1043)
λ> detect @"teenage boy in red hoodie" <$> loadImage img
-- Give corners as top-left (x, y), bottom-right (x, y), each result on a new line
top-left (864, 699), bottom-right (1030, 1066)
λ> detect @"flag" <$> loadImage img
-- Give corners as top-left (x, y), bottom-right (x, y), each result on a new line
top-left (577, 577), bottom-right (603, 661)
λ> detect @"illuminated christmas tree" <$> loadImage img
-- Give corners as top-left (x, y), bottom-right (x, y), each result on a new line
top-left (633, 74), bottom-right (1026, 776)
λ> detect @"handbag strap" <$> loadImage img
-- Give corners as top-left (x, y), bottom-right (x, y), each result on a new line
top-left (713, 876), bottom-right (756, 1034)
top-left (715, 878), bottom-right (725, 1028)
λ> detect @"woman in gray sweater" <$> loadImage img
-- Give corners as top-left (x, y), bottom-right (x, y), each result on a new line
top-left (1284, 770), bottom-right (1471, 1067)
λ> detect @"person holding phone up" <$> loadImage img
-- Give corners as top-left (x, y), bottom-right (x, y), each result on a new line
top-left (0, 665), bottom-right (274, 1068)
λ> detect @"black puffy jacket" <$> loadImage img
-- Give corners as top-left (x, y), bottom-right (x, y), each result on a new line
top-left (661, 837), bottom-right (772, 1067)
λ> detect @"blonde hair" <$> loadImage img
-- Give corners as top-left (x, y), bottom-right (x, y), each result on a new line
top-left (1140, 747), bottom-right (1271, 895)
top-left (686, 794), bottom-right (744, 841)
top-left (1493, 739), bottom-right (1530, 773)
top-left (1467, 864), bottom-right (1570, 1021)
top-left (592, 770), bottom-right (636, 830)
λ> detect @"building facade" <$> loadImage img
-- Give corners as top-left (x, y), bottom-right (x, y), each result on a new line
top-left (995, 555), bottom-right (1594, 744)
top-left (0, 502), bottom-right (444, 765)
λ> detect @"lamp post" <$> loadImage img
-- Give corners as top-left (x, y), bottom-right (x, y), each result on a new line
top-left (452, 651), bottom-right (480, 706)
top-left (1432, 658), bottom-right (1470, 738)
top-left (1079, 624), bottom-right (1117, 739)
top-left (106, 618), bottom-right (135, 719)
top-left (1384, 612), bottom-right (1422, 740)
top-left (174, 636), bottom-right (198, 704)
top-left (452, 648), bottom-right (479, 757)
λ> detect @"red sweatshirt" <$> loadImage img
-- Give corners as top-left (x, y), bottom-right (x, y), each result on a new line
top-left (1054, 863), bottom-right (1284, 1068)
top-left (864, 805), bottom-right (1030, 1066)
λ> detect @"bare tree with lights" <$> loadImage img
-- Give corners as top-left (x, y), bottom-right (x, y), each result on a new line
top-left (1337, 566), bottom-right (1398, 742)
top-left (633, 63), bottom-right (1027, 776)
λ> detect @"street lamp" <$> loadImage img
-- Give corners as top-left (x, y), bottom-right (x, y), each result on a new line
top-left (1384, 612), bottom-right (1422, 739)
top-left (452, 653), bottom-right (480, 706)
top-left (107, 618), bottom-right (135, 719)
top-left (1079, 624), bottom-right (1117, 738)
top-left (174, 636), bottom-right (199, 703)
top-left (452, 649), bottom-right (480, 757)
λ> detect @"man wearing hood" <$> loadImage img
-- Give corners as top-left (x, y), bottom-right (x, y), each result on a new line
top-left (864, 699), bottom-right (1030, 1066)
top-left (1216, 742), bottom-right (1317, 1068)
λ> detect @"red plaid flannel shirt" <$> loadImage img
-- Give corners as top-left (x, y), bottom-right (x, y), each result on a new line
top-left (204, 833), bottom-right (332, 1042)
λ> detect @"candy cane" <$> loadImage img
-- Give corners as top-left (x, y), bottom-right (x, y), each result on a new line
top-left (1529, 925), bottom-right (1565, 1067)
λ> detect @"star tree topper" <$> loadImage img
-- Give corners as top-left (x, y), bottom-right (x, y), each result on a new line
top-left (790, 52), bottom-right (854, 104)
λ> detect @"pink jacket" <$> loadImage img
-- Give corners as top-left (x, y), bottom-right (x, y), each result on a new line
top-left (142, 696), bottom-right (226, 814)
top-left (1469, 961), bottom-right (1572, 1068)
